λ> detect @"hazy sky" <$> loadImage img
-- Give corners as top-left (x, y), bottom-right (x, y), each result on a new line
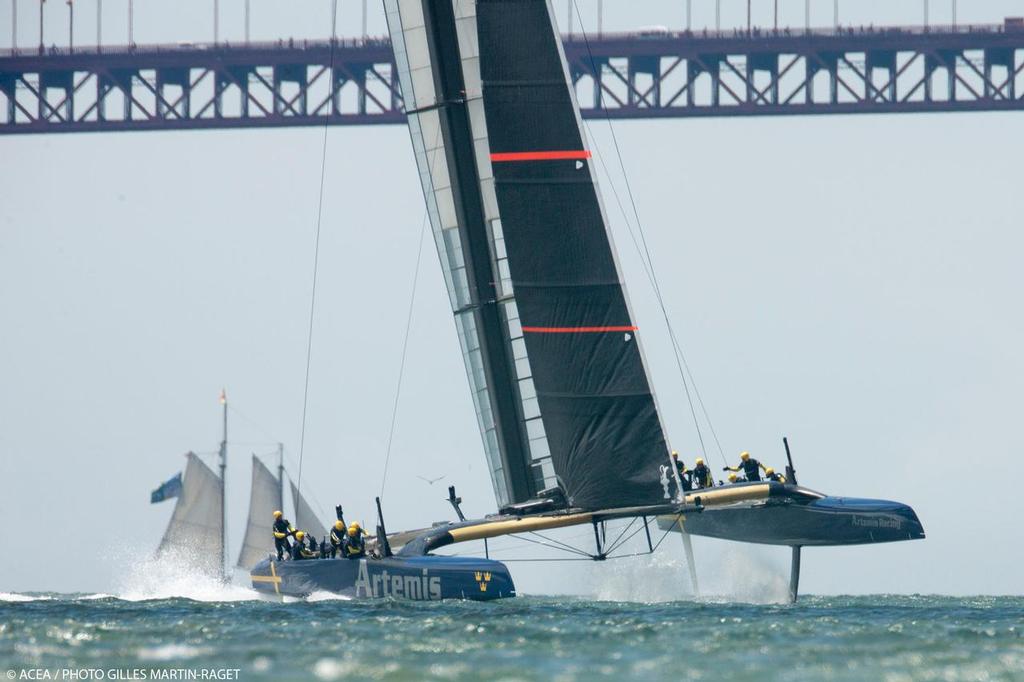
top-left (1, 1), bottom-right (1022, 598)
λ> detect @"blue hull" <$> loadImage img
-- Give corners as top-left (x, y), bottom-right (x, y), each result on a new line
top-left (250, 555), bottom-right (516, 601)
top-left (662, 486), bottom-right (925, 546)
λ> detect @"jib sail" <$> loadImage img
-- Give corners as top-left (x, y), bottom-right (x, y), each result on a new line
top-left (235, 455), bottom-right (283, 570)
top-left (289, 478), bottom-right (327, 543)
top-left (386, 0), bottom-right (671, 510)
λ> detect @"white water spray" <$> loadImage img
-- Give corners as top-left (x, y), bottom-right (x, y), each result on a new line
top-left (111, 546), bottom-right (259, 602)
top-left (582, 534), bottom-right (792, 604)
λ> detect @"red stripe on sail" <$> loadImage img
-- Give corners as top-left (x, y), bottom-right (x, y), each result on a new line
top-left (489, 150), bottom-right (592, 162)
top-left (521, 325), bottom-right (637, 334)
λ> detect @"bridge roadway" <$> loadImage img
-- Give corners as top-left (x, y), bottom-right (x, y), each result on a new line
top-left (1, 21), bottom-right (1022, 135)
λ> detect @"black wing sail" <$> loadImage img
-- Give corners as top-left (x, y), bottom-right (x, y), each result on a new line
top-left (386, 0), bottom-right (671, 510)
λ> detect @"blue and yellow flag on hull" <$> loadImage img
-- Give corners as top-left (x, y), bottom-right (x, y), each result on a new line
top-left (151, 471), bottom-right (183, 504)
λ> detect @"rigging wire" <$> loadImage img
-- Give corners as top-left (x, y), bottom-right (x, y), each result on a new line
top-left (583, 131), bottom-right (711, 463)
top-left (571, 0), bottom-right (728, 466)
top-left (605, 517), bottom-right (655, 555)
top-left (295, 37), bottom-right (338, 503)
top-left (525, 530), bottom-right (598, 558)
top-left (378, 213), bottom-right (429, 501)
top-left (227, 402), bottom-right (333, 524)
top-left (227, 403), bottom-right (282, 445)
top-left (602, 517), bottom-right (638, 554)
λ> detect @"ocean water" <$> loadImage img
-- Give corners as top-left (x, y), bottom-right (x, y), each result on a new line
top-left (1, 591), bottom-right (1021, 681)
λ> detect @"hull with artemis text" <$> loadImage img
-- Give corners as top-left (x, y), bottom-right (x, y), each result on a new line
top-left (249, 554), bottom-right (515, 601)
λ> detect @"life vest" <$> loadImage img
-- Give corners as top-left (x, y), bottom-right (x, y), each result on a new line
top-left (345, 534), bottom-right (365, 556)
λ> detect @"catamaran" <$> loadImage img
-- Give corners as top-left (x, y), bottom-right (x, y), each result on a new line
top-left (248, 0), bottom-right (923, 602)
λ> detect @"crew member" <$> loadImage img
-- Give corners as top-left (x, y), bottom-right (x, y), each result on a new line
top-left (272, 510), bottom-right (295, 561)
top-left (329, 520), bottom-right (347, 558)
top-left (344, 522), bottom-right (367, 559)
top-left (671, 451), bottom-right (693, 492)
top-left (724, 451), bottom-right (765, 482)
top-left (691, 458), bottom-right (714, 489)
top-left (306, 532), bottom-right (321, 558)
top-left (765, 466), bottom-right (787, 483)
top-left (727, 472), bottom-right (739, 484)
top-left (290, 531), bottom-right (316, 560)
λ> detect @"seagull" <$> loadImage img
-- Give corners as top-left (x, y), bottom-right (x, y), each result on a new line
top-left (417, 475), bottom-right (446, 485)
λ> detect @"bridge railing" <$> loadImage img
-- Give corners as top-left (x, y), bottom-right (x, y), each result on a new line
top-left (1, 24), bottom-right (1022, 134)
top-left (3, 21), bottom-right (1021, 58)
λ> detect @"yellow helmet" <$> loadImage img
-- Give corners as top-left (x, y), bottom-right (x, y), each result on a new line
top-left (765, 467), bottom-right (775, 475)
top-left (347, 523), bottom-right (361, 537)
top-left (695, 458), bottom-right (704, 466)
top-left (294, 530), bottom-right (305, 541)
top-left (740, 451), bottom-right (750, 461)
top-left (727, 472), bottom-right (738, 482)
top-left (334, 520), bottom-right (345, 531)
top-left (671, 450), bottom-right (679, 458)
top-left (273, 510), bottom-right (283, 519)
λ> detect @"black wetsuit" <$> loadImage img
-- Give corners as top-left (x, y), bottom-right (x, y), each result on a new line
top-left (273, 518), bottom-right (294, 560)
top-left (692, 463), bottom-right (713, 489)
top-left (291, 540), bottom-right (314, 561)
top-left (330, 527), bottom-right (346, 558)
top-left (741, 458), bottom-right (762, 482)
top-left (344, 533), bottom-right (366, 559)
top-left (674, 462), bottom-right (693, 492)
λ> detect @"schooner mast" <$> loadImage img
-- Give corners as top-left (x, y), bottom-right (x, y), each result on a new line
top-left (218, 389), bottom-right (228, 582)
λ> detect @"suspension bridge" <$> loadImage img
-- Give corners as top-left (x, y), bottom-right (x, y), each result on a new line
top-left (1, 10), bottom-right (1022, 134)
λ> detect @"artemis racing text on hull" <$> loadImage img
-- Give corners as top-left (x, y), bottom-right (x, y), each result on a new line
top-left (250, 555), bottom-right (515, 601)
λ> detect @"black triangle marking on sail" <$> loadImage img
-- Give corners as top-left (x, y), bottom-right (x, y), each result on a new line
top-left (476, 0), bottom-right (671, 510)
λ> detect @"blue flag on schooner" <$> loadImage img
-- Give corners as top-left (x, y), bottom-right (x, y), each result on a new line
top-left (150, 471), bottom-right (183, 504)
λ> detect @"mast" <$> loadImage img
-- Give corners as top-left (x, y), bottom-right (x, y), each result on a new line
top-left (277, 442), bottom-right (285, 515)
top-left (407, 0), bottom-right (535, 503)
top-left (218, 388), bottom-right (227, 582)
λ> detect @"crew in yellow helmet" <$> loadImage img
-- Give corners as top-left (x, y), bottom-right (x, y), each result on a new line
top-left (671, 451), bottom-right (693, 492)
top-left (691, 457), bottom-right (713, 489)
top-left (765, 466), bottom-right (787, 483)
top-left (272, 510), bottom-right (296, 561)
top-left (727, 472), bottom-right (738, 484)
top-left (724, 451), bottom-right (765, 482)
top-left (344, 522), bottom-right (367, 559)
top-left (290, 531), bottom-right (317, 560)
top-left (329, 520), bottom-right (347, 558)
